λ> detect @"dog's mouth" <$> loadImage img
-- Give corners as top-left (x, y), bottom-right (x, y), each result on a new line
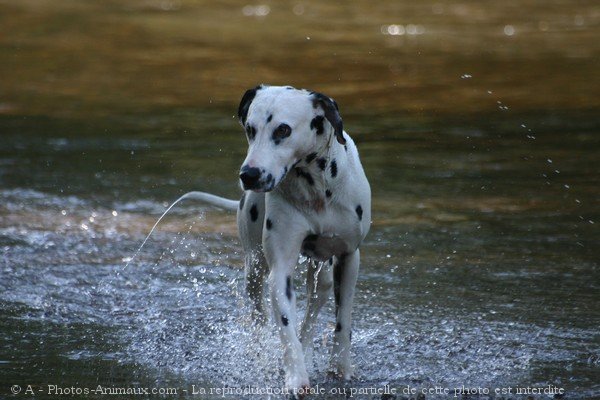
top-left (247, 183), bottom-right (275, 193)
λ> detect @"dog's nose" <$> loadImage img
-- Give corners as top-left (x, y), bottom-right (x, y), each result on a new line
top-left (239, 166), bottom-right (261, 189)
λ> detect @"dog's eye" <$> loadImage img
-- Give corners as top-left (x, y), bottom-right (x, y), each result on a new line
top-left (273, 124), bottom-right (292, 141)
top-left (245, 124), bottom-right (256, 140)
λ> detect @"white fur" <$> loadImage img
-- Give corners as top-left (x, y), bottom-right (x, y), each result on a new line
top-left (194, 86), bottom-right (371, 393)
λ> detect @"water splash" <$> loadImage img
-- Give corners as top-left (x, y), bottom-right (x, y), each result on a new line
top-left (124, 191), bottom-right (238, 268)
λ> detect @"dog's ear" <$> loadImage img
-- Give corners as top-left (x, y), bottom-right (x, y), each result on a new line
top-left (238, 84), bottom-right (265, 126)
top-left (311, 92), bottom-right (345, 145)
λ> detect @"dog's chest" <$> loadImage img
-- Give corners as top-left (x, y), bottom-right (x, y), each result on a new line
top-left (278, 167), bottom-right (330, 213)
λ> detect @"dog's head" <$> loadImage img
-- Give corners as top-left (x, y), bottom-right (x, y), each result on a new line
top-left (237, 85), bottom-right (345, 192)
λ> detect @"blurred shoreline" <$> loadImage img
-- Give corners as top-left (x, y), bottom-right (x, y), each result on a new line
top-left (1, 0), bottom-right (598, 118)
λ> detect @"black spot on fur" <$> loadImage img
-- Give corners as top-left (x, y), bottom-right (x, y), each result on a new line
top-left (266, 114), bottom-right (272, 123)
top-left (356, 205), bottom-right (363, 221)
top-left (311, 92), bottom-right (345, 144)
top-left (281, 315), bottom-right (289, 326)
top-left (239, 193), bottom-right (246, 210)
top-left (344, 144), bottom-right (348, 152)
top-left (238, 85), bottom-right (261, 125)
top-left (333, 254), bottom-right (347, 316)
top-left (303, 241), bottom-right (316, 252)
top-left (295, 168), bottom-right (314, 185)
top-left (329, 258), bottom-right (333, 265)
top-left (285, 276), bottom-right (292, 300)
top-left (330, 159), bottom-right (338, 178)
top-left (286, 86), bottom-right (294, 90)
top-left (317, 157), bottom-right (327, 171)
top-left (266, 218), bottom-right (272, 230)
top-left (310, 115), bottom-right (325, 135)
top-left (325, 189), bottom-right (332, 198)
top-left (305, 152), bottom-right (318, 164)
top-left (335, 322), bottom-right (342, 332)
top-left (302, 234), bottom-right (318, 253)
top-left (266, 173), bottom-right (273, 183)
top-left (250, 204), bottom-right (258, 222)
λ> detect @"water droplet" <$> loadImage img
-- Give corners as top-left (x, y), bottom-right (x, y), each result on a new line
top-left (292, 4), bottom-right (304, 15)
top-left (382, 24), bottom-right (405, 36)
top-left (406, 24), bottom-right (418, 35)
top-left (255, 5), bottom-right (270, 16)
top-left (242, 4), bottom-right (270, 17)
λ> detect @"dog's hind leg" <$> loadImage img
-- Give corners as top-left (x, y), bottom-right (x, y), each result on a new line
top-left (237, 191), bottom-right (268, 323)
top-left (300, 259), bottom-right (333, 367)
top-left (245, 250), bottom-right (268, 324)
top-left (331, 250), bottom-right (360, 380)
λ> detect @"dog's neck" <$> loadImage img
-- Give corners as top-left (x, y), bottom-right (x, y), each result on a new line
top-left (276, 126), bottom-right (348, 212)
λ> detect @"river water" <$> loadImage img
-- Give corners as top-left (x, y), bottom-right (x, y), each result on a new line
top-left (1, 1), bottom-right (598, 398)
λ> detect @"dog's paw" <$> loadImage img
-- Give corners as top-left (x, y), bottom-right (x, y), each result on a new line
top-left (286, 374), bottom-right (311, 399)
top-left (328, 362), bottom-right (354, 381)
top-left (289, 385), bottom-right (312, 400)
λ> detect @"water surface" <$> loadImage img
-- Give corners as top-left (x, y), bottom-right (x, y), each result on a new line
top-left (1, 0), bottom-right (599, 398)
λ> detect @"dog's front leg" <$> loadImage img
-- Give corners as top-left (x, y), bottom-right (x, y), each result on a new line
top-left (332, 249), bottom-right (360, 380)
top-left (262, 206), bottom-right (310, 392)
top-left (268, 264), bottom-right (309, 393)
top-left (300, 260), bottom-right (333, 368)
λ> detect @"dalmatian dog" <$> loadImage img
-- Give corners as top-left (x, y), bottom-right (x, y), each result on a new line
top-left (194, 85), bottom-right (371, 393)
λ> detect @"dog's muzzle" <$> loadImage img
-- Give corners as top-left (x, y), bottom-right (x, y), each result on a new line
top-left (239, 166), bottom-right (262, 190)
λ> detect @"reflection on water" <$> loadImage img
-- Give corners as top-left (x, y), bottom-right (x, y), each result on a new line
top-left (1, 0), bottom-right (599, 398)
top-left (1, 0), bottom-right (598, 116)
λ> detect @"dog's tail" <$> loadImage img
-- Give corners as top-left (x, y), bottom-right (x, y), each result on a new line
top-left (182, 191), bottom-right (239, 211)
